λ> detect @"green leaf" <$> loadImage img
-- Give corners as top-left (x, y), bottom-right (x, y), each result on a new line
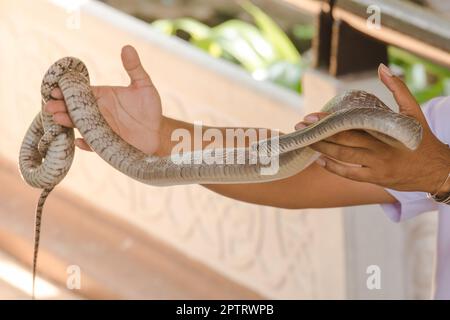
top-left (241, 1), bottom-right (301, 63)
top-left (151, 19), bottom-right (175, 35)
top-left (253, 61), bottom-right (303, 92)
top-left (151, 6), bottom-right (307, 95)
top-left (212, 20), bottom-right (277, 68)
top-left (413, 79), bottom-right (444, 104)
top-left (388, 46), bottom-right (450, 102)
top-left (388, 46), bottom-right (450, 78)
top-left (172, 18), bottom-right (211, 41)
top-left (211, 35), bottom-right (266, 71)
top-left (151, 18), bottom-right (211, 40)
top-left (292, 24), bottom-right (315, 41)
top-left (192, 38), bottom-right (223, 57)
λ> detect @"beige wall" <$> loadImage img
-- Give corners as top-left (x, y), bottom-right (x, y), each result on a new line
top-left (0, 0), bottom-right (436, 299)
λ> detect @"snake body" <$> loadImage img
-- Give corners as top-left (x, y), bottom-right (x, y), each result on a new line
top-left (19, 57), bottom-right (423, 298)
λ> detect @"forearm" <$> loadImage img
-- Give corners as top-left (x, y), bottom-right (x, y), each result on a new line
top-left (156, 116), bottom-right (274, 154)
top-left (156, 116), bottom-right (217, 155)
top-left (155, 116), bottom-right (395, 209)
top-left (155, 116), bottom-right (290, 206)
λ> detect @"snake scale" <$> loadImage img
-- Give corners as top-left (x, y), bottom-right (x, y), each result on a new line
top-left (19, 57), bottom-right (423, 298)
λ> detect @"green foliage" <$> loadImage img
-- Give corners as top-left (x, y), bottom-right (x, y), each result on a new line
top-left (151, 2), bottom-right (448, 101)
top-left (240, 1), bottom-right (301, 64)
top-left (151, 1), bottom-right (303, 93)
top-left (388, 47), bottom-right (450, 103)
top-left (292, 24), bottom-right (315, 41)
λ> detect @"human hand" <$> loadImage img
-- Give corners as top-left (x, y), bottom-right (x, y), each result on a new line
top-left (295, 63), bottom-right (450, 195)
top-left (44, 45), bottom-right (163, 155)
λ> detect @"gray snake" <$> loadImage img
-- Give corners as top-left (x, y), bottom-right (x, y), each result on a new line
top-left (19, 57), bottom-right (423, 298)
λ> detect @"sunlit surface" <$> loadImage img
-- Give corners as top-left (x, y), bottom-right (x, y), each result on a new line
top-left (0, 252), bottom-right (78, 300)
top-left (50, 0), bottom-right (90, 10)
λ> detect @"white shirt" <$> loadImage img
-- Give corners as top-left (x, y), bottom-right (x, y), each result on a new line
top-left (380, 96), bottom-right (450, 299)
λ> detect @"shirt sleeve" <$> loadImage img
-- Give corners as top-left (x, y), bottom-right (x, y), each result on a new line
top-left (381, 96), bottom-right (450, 222)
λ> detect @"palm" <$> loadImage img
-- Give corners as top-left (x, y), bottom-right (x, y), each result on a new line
top-left (93, 84), bottom-right (162, 154)
top-left (46, 46), bottom-right (165, 155)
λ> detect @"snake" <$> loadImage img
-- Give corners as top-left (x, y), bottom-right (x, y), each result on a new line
top-left (19, 57), bottom-right (423, 299)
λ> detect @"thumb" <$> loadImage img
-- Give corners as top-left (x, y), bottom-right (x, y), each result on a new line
top-left (378, 63), bottom-right (426, 122)
top-left (121, 45), bottom-right (153, 88)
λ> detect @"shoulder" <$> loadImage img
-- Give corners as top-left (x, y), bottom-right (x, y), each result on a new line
top-left (422, 96), bottom-right (450, 144)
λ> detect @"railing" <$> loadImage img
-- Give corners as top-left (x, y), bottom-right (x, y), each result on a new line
top-left (284, 0), bottom-right (450, 75)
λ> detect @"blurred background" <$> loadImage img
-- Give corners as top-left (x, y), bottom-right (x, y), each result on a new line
top-left (0, 0), bottom-right (448, 299)
top-left (104, 0), bottom-right (450, 102)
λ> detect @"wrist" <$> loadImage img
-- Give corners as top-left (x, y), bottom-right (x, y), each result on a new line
top-left (435, 172), bottom-right (450, 197)
top-left (434, 173), bottom-right (450, 197)
top-left (429, 144), bottom-right (450, 196)
top-left (155, 116), bottom-right (172, 157)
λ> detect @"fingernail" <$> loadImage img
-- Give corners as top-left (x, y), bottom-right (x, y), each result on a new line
top-left (316, 157), bottom-right (326, 167)
top-left (50, 89), bottom-right (57, 99)
top-left (304, 115), bottom-right (319, 123)
top-left (379, 63), bottom-right (393, 77)
top-left (295, 123), bottom-right (306, 130)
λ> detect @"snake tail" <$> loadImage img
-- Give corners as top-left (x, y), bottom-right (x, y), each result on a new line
top-left (31, 187), bottom-right (53, 300)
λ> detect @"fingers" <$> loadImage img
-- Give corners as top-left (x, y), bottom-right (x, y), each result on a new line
top-left (44, 99), bottom-right (74, 127)
top-left (43, 100), bottom-right (92, 151)
top-left (53, 112), bottom-right (74, 127)
top-left (322, 130), bottom-right (384, 148)
top-left (295, 112), bottom-right (329, 130)
top-left (45, 99), bottom-right (67, 113)
top-left (378, 63), bottom-right (426, 121)
top-left (310, 141), bottom-right (371, 165)
top-left (316, 156), bottom-right (371, 182)
top-left (121, 45), bottom-right (153, 88)
top-left (50, 88), bottom-right (64, 100)
top-left (295, 112), bottom-right (382, 148)
top-left (46, 84), bottom-right (96, 153)
top-left (75, 138), bottom-right (92, 152)
top-left (46, 86), bottom-right (102, 113)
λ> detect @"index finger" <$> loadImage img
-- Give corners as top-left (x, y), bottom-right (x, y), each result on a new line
top-left (295, 112), bottom-right (329, 130)
top-left (50, 88), bottom-right (63, 100)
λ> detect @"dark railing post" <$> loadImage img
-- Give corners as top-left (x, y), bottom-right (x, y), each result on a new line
top-left (311, 0), bottom-right (388, 76)
top-left (329, 19), bottom-right (387, 76)
top-left (312, 0), bottom-right (335, 69)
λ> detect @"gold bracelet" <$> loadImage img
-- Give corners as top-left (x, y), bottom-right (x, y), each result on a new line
top-left (427, 172), bottom-right (450, 204)
top-left (427, 144), bottom-right (450, 204)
